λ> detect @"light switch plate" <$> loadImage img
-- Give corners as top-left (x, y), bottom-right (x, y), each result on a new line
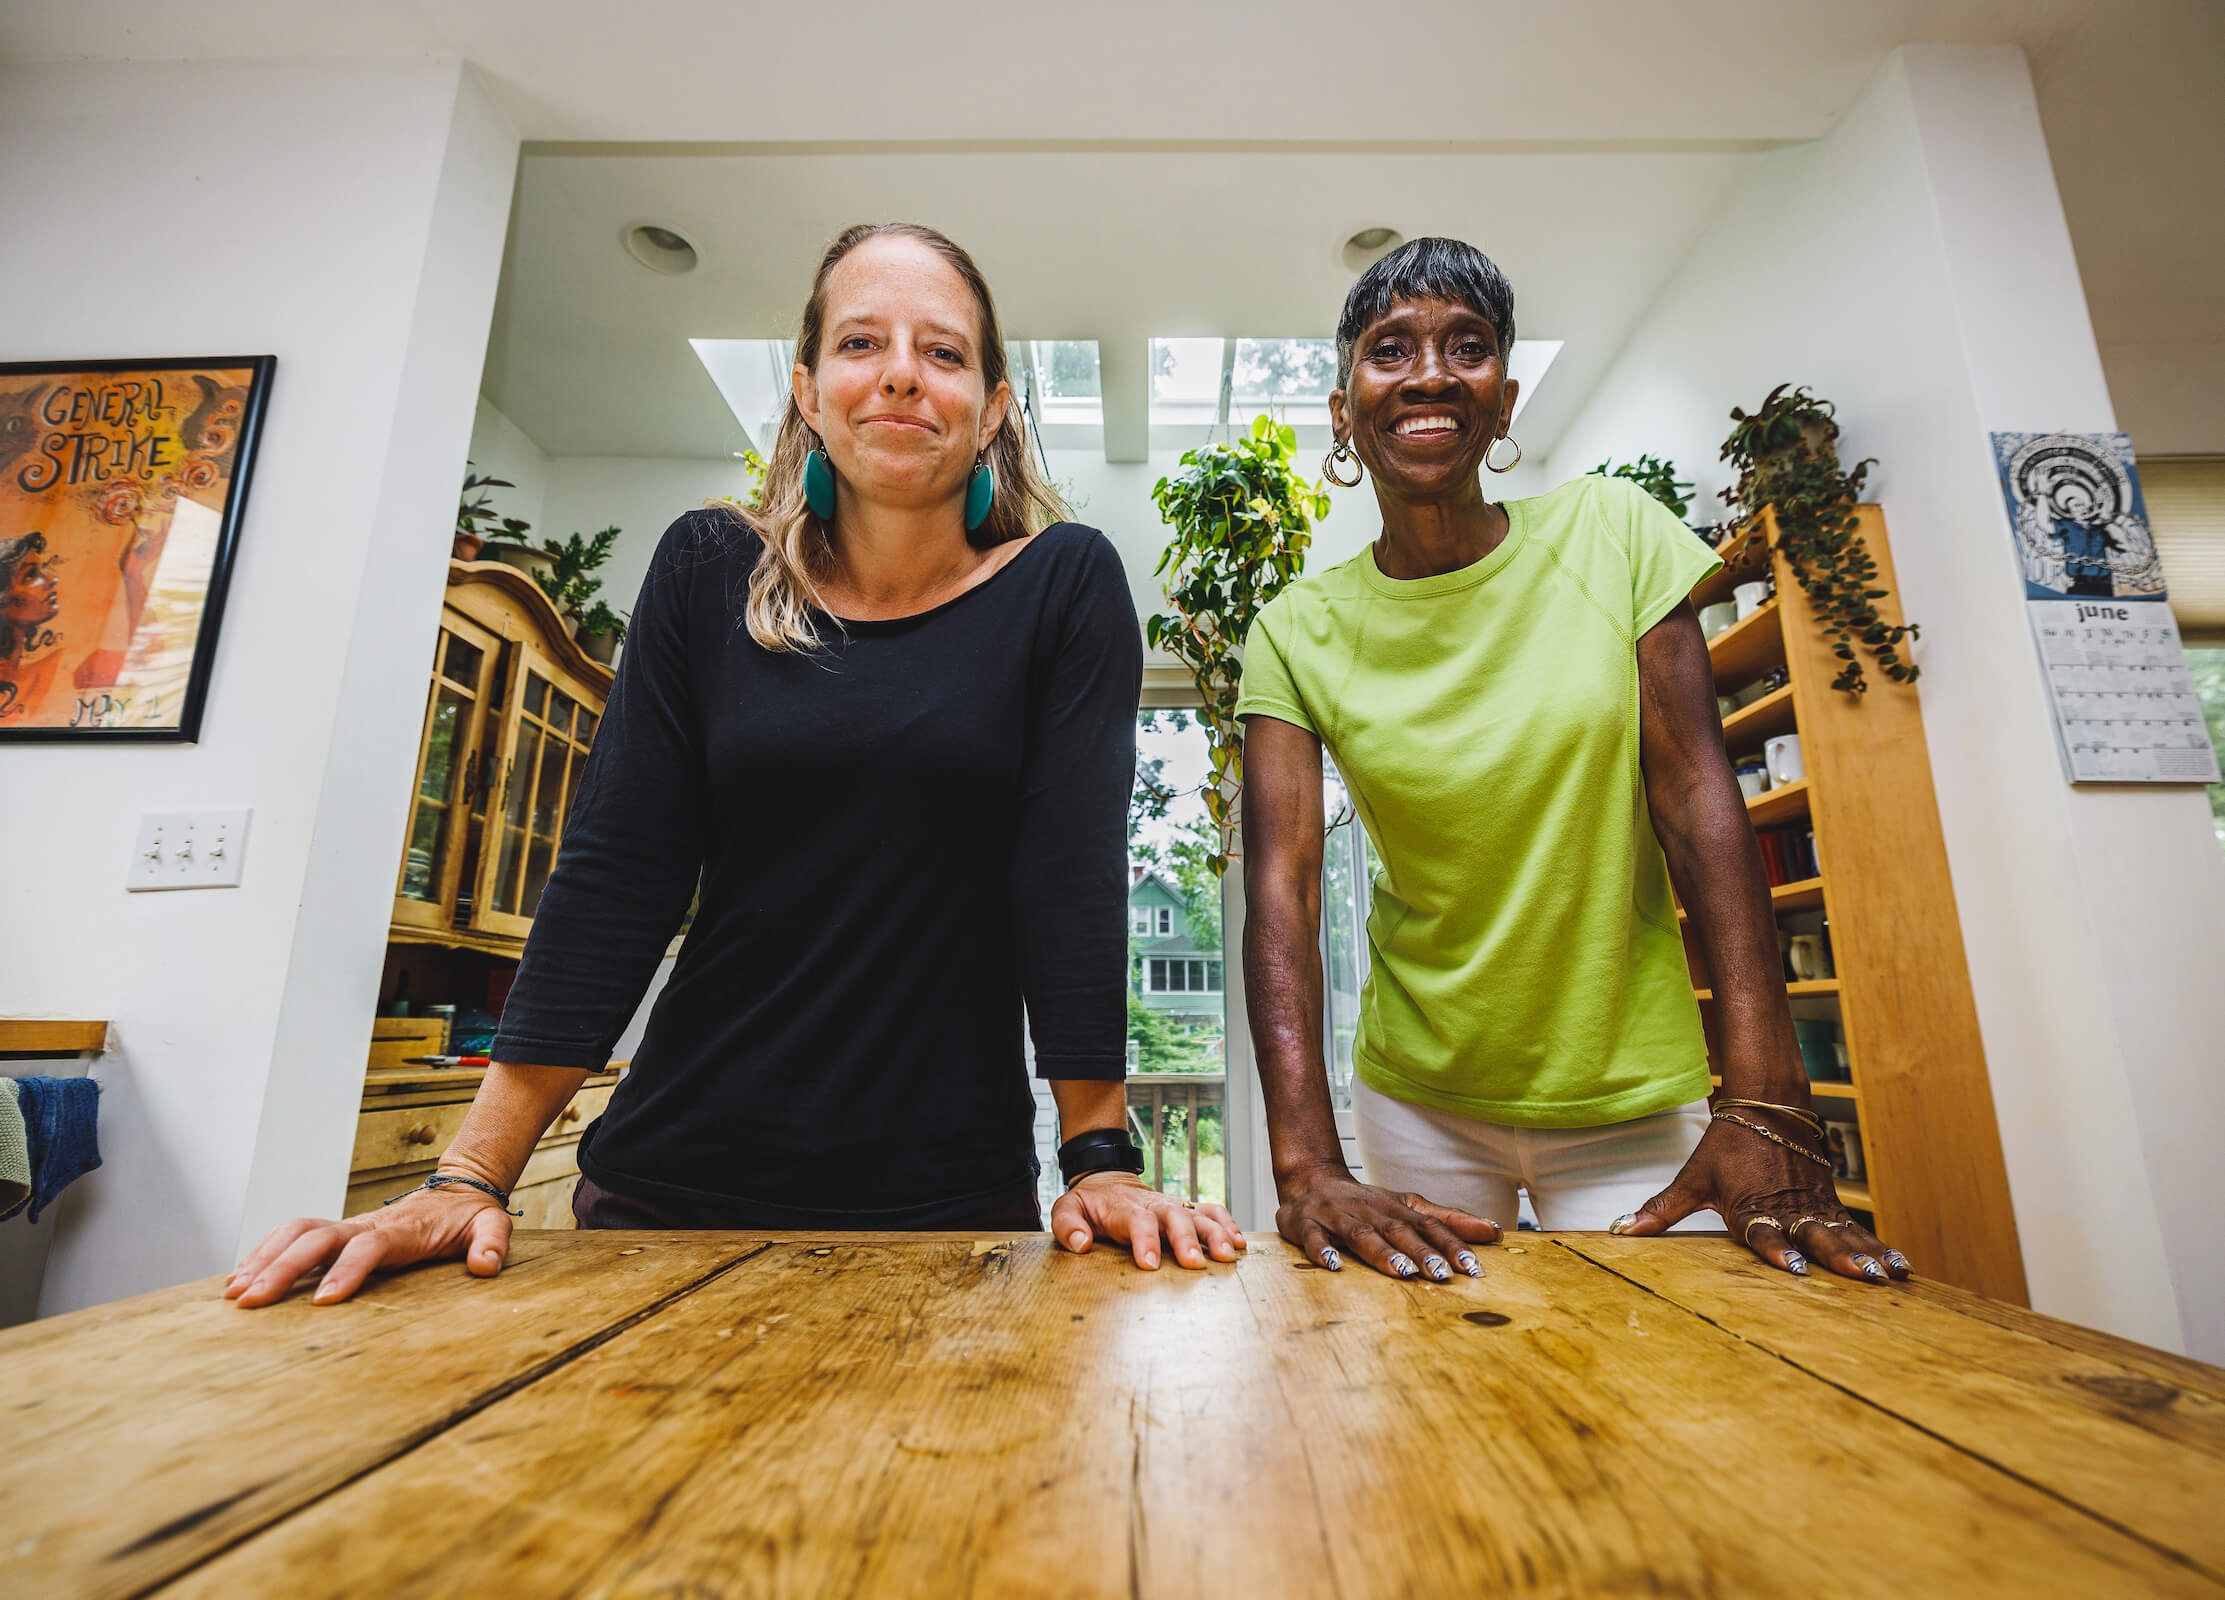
top-left (127, 809), bottom-right (251, 891)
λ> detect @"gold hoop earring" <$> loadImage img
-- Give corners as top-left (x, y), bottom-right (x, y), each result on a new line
top-left (1323, 439), bottom-right (1363, 488)
top-left (1485, 436), bottom-right (1522, 474)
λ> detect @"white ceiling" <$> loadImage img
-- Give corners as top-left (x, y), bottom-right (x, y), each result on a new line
top-left (9, 0), bottom-right (2217, 461)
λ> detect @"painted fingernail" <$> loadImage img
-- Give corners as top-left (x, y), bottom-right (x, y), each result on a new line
top-left (1457, 1251), bottom-right (1483, 1277)
top-left (1857, 1256), bottom-right (1887, 1280)
top-left (1389, 1253), bottom-right (1419, 1278)
top-left (1608, 1213), bottom-right (1637, 1235)
top-left (1424, 1255), bottom-right (1452, 1282)
top-left (1785, 1252), bottom-right (1808, 1275)
top-left (1320, 1248), bottom-right (1342, 1271)
top-left (1883, 1250), bottom-right (1911, 1273)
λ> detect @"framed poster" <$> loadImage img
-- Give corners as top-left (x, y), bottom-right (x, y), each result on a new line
top-left (1992, 430), bottom-right (2220, 785)
top-left (0, 355), bottom-right (275, 741)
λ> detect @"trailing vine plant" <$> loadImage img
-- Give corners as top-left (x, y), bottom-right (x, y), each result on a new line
top-left (1587, 454), bottom-right (1694, 519)
top-left (1721, 384), bottom-right (1917, 694)
top-left (1148, 414), bottom-right (1328, 872)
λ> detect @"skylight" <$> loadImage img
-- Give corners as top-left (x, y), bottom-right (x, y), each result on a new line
top-left (690, 338), bottom-right (794, 453)
top-left (1006, 340), bottom-right (1102, 428)
top-left (1148, 337), bottom-right (1562, 432)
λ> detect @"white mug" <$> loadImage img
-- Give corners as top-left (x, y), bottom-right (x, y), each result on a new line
top-left (1734, 580), bottom-right (1771, 620)
top-left (1765, 733), bottom-right (1805, 787)
top-left (1698, 601), bottom-right (1739, 638)
top-left (1734, 762), bottom-right (1769, 800)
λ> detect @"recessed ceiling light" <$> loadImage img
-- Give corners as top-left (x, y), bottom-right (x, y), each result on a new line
top-left (1341, 227), bottom-right (1405, 273)
top-left (624, 223), bottom-right (699, 276)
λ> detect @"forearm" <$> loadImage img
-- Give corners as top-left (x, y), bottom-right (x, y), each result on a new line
top-left (1050, 1077), bottom-right (1128, 1142)
top-left (1242, 878), bottom-right (1345, 1188)
top-left (438, 1062), bottom-right (594, 1192)
top-left (1652, 783), bottom-right (1807, 1103)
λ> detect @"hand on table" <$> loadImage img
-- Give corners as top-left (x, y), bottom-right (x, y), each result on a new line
top-left (225, 1184), bottom-right (511, 1308)
top-left (1275, 1163), bottom-right (1499, 1281)
top-left (1610, 1111), bottom-right (1911, 1282)
top-left (1050, 1172), bottom-right (1246, 1270)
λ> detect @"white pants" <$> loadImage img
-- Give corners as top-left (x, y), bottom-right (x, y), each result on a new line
top-left (1353, 1076), bottom-right (1711, 1231)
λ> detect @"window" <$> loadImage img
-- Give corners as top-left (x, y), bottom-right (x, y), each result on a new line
top-left (1319, 756), bottom-right (1376, 1112)
top-left (1130, 906), bottom-right (1151, 936)
top-left (1005, 340), bottom-right (1103, 428)
top-left (1155, 906), bottom-right (1174, 937)
top-left (2189, 647), bottom-right (2225, 855)
top-left (1148, 337), bottom-right (1565, 434)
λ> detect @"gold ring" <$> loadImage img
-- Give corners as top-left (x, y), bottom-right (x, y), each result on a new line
top-left (1181, 1200), bottom-right (1197, 1210)
top-left (1742, 1215), bottom-right (1783, 1245)
top-left (1787, 1215), bottom-right (1829, 1239)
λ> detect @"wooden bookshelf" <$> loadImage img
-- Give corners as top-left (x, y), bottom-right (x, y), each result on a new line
top-left (1686, 506), bottom-right (2026, 1303)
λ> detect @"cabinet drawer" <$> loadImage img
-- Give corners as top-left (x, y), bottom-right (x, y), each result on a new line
top-left (350, 1083), bottom-right (615, 1176)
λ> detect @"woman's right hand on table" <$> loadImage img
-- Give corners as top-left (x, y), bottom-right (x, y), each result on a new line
top-left (224, 1181), bottom-right (511, 1308)
top-left (1276, 1162), bottom-right (1501, 1281)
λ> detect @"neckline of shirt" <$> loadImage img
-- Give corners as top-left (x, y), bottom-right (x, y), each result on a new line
top-left (1357, 496), bottom-right (1532, 600)
top-left (822, 522), bottom-right (1065, 633)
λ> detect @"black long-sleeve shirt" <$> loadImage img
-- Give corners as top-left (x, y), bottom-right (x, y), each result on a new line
top-left (489, 511), bottom-right (1140, 1216)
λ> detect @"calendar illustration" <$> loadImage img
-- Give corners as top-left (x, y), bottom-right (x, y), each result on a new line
top-left (1993, 431), bottom-right (2219, 785)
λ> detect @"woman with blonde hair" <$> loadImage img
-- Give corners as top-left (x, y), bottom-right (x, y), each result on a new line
top-left (230, 223), bottom-right (1241, 1308)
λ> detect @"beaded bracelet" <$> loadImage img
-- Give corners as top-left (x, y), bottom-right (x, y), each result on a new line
top-left (382, 1172), bottom-right (523, 1216)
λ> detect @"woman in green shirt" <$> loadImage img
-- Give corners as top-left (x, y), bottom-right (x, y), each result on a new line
top-left (1238, 237), bottom-right (1908, 1286)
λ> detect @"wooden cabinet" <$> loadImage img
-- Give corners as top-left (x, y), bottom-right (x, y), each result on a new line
top-left (391, 561), bottom-right (614, 956)
top-left (1686, 506), bottom-right (2026, 1303)
top-left (344, 1067), bottom-right (622, 1228)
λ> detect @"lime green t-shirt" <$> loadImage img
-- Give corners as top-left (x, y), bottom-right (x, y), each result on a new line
top-left (1235, 474), bottom-right (1723, 1128)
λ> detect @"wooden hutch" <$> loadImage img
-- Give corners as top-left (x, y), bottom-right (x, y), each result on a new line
top-left (347, 560), bottom-right (620, 1225)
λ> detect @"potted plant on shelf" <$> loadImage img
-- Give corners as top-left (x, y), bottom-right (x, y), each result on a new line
top-left (1586, 454), bottom-right (1694, 519)
top-left (577, 600), bottom-right (628, 666)
top-left (1720, 383), bottom-right (1917, 694)
top-left (532, 526), bottom-right (622, 638)
top-left (1147, 414), bottom-right (1328, 873)
top-left (454, 466), bottom-right (531, 562)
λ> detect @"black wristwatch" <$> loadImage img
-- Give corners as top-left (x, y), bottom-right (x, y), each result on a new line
top-left (1058, 1127), bottom-right (1146, 1188)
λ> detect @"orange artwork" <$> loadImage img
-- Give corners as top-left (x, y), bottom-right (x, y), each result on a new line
top-left (0, 356), bottom-right (274, 740)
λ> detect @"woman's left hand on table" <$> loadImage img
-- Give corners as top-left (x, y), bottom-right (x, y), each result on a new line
top-left (1608, 1113), bottom-right (1911, 1283)
top-left (1051, 1172), bottom-right (1246, 1270)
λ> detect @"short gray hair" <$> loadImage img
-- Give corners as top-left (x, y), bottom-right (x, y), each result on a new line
top-left (1335, 238), bottom-right (1517, 389)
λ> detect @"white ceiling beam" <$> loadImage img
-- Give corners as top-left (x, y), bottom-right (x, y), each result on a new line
top-left (1100, 333), bottom-right (1149, 464)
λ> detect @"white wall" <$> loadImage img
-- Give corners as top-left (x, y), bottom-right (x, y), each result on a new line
top-left (466, 395), bottom-right (549, 535)
top-left (539, 455), bottom-right (756, 616)
top-left (1544, 46), bottom-right (2225, 1359)
top-left (0, 58), bottom-right (519, 1313)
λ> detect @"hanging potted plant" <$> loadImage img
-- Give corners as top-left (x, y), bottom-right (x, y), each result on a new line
top-left (1147, 413), bottom-right (1328, 872)
top-left (1721, 384), bottom-right (1918, 694)
top-left (453, 467), bottom-right (531, 563)
top-left (532, 526), bottom-right (622, 637)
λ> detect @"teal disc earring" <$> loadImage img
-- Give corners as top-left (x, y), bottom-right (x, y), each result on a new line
top-left (804, 447), bottom-right (836, 519)
top-left (963, 453), bottom-right (995, 532)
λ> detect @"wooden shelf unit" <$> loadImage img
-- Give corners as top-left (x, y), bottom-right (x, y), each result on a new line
top-left (1687, 506), bottom-right (2025, 1302)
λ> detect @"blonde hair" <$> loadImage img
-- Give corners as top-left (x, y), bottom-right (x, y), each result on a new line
top-left (722, 222), bottom-right (1069, 653)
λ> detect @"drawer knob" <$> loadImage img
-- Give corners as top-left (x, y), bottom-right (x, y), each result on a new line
top-left (558, 1106), bottom-right (582, 1126)
top-left (401, 1124), bottom-right (438, 1146)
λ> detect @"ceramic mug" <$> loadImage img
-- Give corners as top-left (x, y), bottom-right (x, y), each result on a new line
top-left (1765, 733), bottom-right (1805, 786)
top-left (1788, 934), bottom-right (1833, 982)
top-left (1733, 760), bottom-right (1769, 800)
top-left (1699, 600), bottom-right (1739, 638)
top-left (1734, 580), bottom-right (1771, 620)
top-left (1717, 694), bottom-right (1739, 721)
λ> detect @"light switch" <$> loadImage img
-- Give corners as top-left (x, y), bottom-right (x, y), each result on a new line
top-left (127, 809), bottom-right (251, 891)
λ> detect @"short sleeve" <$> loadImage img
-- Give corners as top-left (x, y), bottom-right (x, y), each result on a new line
top-left (1234, 606), bottom-right (1317, 735)
top-left (1613, 478), bottom-right (1724, 637)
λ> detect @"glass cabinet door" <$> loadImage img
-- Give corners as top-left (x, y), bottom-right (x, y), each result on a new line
top-left (391, 612), bottom-right (502, 933)
top-left (469, 645), bottom-right (600, 941)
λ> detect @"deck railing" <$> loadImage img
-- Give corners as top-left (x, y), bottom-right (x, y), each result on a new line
top-left (1125, 1072), bottom-right (1226, 1202)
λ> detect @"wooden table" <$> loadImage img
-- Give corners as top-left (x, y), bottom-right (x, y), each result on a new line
top-left (5, 1233), bottom-right (2222, 1598)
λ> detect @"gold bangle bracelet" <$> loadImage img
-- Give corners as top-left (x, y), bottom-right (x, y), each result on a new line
top-left (1712, 1110), bottom-right (1834, 1171)
top-left (1713, 1097), bottom-right (1826, 1138)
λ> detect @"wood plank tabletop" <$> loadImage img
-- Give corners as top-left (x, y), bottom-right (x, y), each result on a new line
top-left (3, 1232), bottom-right (2219, 1598)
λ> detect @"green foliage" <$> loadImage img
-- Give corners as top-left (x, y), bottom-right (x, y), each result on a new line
top-left (1126, 981), bottom-right (1215, 1074)
top-left (1721, 384), bottom-right (1917, 695)
top-left (2188, 646), bottom-right (2225, 855)
top-left (1148, 415), bottom-right (1329, 871)
top-left (579, 600), bottom-right (628, 641)
top-left (456, 464), bottom-right (532, 546)
top-left (533, 526), bottom-right (622, 619)
top-left (736, 448), bottom-right (768, 511)
top-left (1587, 454), bottom-right (1694, 519)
